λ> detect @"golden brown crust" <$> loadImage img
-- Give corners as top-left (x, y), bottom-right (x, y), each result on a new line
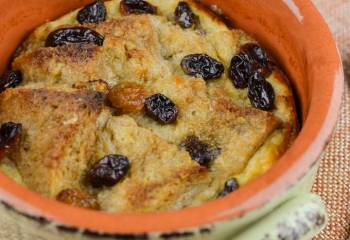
top-left (72, 79), bottom-right (110, 94)
top-left (94, 86), bottom-right (280, 212)
top-left (272, 68), bottom-right (300, 138)
top-left (208, 89), bottom-right (281, 177)
top-left (56, 188), bottom-right (100, 210)
top-left (0, 88), bottom-right (104, 197)
top-left (95, 115), bottom-right (210, 212)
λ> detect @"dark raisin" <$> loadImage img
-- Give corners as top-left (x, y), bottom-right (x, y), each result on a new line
top-left (88, 155), bottom-right (130, 188)
top-left (229, 44), bottom-right (274, 89)
top-left (57, 189), bottom-right (100, 210)
top-left (0, 122), bottom-right (22, 159)
top-left (181, 54), bottom-right (224, 80)
top-left (45, 27), bottom-right (104, 47)
top-left (77, 0), bottom-right (107, 24)
top-left (218, 178), bottom-right (239, 197)
top-left (0, 70), bottom-right (22, 92)
top-left (181, 136), bottom-right (221, 166)
top-left (241, 43), bottom-right (273, 77)
top-left (120, 0), bottom-right (157, 15)
top-left (248, 72), bottom-right (275, 111)
top-left (175, 2), bottom-right (199, 29)
top-left (228, 53), bottom-right (251, 89)
top-left (144, 93), bottom-right (178, 124)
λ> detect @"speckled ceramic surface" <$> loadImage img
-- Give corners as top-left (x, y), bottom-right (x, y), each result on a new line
top-left (0, 0), bottom-right (343, 239)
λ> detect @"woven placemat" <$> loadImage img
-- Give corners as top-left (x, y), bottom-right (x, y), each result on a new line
top-left (311, 0), bottom-right (350, 239)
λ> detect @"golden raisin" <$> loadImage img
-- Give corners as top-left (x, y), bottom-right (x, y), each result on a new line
top-left (107, 82), bottom-right (147, 113)
top-left (56, 189), bottom-right (100, 210)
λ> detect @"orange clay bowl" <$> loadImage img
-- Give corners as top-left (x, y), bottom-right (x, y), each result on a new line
top-left (0, 0), bottom-right (343, 235)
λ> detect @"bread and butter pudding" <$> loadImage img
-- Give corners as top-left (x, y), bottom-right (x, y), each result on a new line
top-left (0, 0), bottom-right (298, 213)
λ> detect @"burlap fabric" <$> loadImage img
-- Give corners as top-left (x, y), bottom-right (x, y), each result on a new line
top-left (311, 1), bottom-right (350, 239)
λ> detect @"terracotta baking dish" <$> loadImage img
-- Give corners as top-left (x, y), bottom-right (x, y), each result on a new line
top-left (0, 0), bottom-right (343, 239)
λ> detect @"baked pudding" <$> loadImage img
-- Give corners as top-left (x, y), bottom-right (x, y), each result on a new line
top-left (0, 0), bottom-right (298, 213)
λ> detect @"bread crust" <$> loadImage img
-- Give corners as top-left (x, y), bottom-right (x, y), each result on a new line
top-left (0, 88), bottom-right (104, 196)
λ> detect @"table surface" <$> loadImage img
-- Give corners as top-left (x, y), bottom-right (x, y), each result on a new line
top-left (311, 0), bottom-right (350, 239)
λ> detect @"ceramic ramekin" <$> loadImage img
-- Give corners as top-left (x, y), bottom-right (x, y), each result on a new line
top-left (0, 0), bottom-right (344, 239)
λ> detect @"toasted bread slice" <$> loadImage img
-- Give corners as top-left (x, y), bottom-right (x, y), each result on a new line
top-left (96, 115), bottom-right (209, 212)
top-left (0, 87), bottom-right (104, 197)
top-left (96, 95), bottom-right (279, 212)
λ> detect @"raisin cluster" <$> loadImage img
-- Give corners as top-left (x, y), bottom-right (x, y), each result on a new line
top-left (229, 44), bottom-right (275, 111)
